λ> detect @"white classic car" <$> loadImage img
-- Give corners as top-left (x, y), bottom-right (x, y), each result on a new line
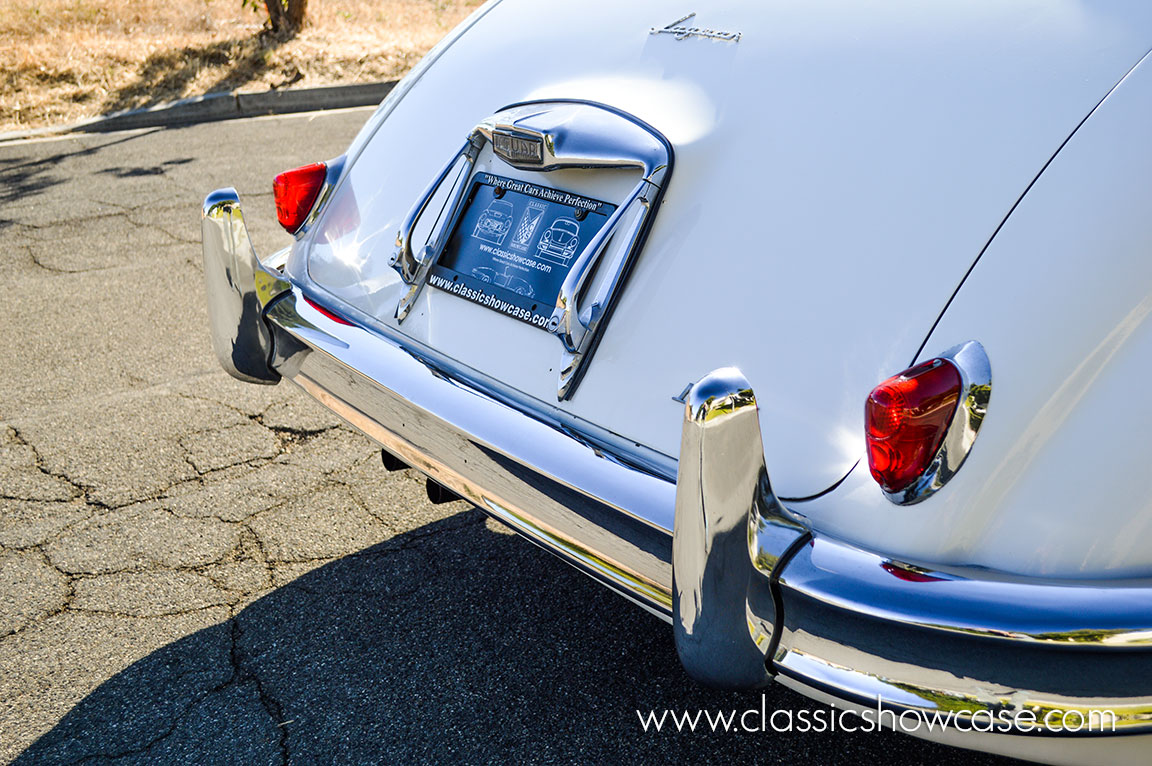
top-left (201, 2), bottom-right (1152, 763)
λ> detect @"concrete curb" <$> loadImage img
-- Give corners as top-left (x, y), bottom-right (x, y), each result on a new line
top-left (0, 81), bottom-right (395, 143)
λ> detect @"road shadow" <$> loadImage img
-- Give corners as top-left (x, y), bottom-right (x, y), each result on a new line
top-left (0, 155), bottom-right (67, 209)
top-left (101, 33), bottom-right (295, 116)
top-left (0, 129), bottom-right (165, 209)
top-left (98, 157), bottom-right (196, 179)
top-left (15, 509), bottom-right (1015, 765)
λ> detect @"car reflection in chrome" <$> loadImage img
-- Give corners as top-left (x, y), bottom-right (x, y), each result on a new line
top-left (473, 199), bottom-right (514, 245)
top-left (536, 217), bottom-right (580, 264)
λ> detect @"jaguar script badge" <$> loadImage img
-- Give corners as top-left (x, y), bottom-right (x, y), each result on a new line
top-left (492, 131), bottom-right (544, 166)
top-left (650, 12), bottom-right (742, 43)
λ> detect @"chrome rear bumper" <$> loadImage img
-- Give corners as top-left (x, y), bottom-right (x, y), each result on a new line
top-left (268, 287), bottom-right (679, 615)
top-left (203, 190), bottom-right (1152, 760)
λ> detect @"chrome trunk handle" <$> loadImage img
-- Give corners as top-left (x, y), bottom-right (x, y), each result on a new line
top-left (390, 100), bottom-right (672, 399)
top-left (550, 175), bottom-right (662, 399)
top-left (390, 135), bottom-right (484, 321)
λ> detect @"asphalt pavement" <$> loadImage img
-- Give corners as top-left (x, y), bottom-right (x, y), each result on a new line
top-left (0, 110), bottom-right (1019, 765)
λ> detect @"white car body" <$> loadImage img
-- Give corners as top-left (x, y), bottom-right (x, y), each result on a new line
top-left (201, 2), bottom-right (1152, 763)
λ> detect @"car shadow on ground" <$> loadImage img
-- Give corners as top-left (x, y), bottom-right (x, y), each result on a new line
top-left (15, 509), bottom-right (1016, 764)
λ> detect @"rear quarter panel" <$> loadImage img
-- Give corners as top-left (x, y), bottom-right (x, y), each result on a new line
top-left (801, 51), bottom-right (1152, 578)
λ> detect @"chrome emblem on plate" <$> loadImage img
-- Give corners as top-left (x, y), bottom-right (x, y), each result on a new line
top-left (492, 131), bottom-right (544, 166)
top-left (650, 12), bottom-right (742, 43)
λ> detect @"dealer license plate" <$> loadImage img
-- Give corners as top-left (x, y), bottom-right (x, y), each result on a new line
top-left (428, 173), bottom-right (617, 330)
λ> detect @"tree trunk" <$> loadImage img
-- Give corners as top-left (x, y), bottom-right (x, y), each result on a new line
top-left (285, 0), bottom-right (308, 33)
top-left (264, 0), bottom-right (287, 33)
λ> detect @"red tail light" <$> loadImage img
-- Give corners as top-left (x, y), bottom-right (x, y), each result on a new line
top-left (273, 163), bottom-right (327, 234)
top-left (865, 359), bottom-right (962, 493)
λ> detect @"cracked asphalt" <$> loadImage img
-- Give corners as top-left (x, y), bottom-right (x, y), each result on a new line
top-left (0, 110), bottom-right (1018, 765)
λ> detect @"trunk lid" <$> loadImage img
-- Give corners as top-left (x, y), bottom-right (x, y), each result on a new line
top-left (304, 0), bottom-right (1152, 497)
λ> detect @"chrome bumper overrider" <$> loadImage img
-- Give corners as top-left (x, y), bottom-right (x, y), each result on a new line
top-left (201, 189), bottom-right (290, 384)
top-left (203, 191), bottom-right (1152, 754)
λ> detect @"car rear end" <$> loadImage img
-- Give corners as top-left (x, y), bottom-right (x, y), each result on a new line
top-left (201, 1), bottom-right (1152, 762)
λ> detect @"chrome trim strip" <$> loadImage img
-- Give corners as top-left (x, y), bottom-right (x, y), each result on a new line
top-left (885, 340), bottom-right (991, 505)
top-left (265, 288), bottom-right (677, 615)
top-left (201, 189), bottom-right (291, 383)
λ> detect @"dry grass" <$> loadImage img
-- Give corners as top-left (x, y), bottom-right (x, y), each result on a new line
top-left (0, 0), bottom-right (482, 131)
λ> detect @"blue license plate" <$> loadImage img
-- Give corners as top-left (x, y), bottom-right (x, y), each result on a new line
top-left (428, 173), bottom-right (617, 330)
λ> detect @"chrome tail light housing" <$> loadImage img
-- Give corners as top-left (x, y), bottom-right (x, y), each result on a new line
top-left (866, 340), bottom-right (991, 505)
